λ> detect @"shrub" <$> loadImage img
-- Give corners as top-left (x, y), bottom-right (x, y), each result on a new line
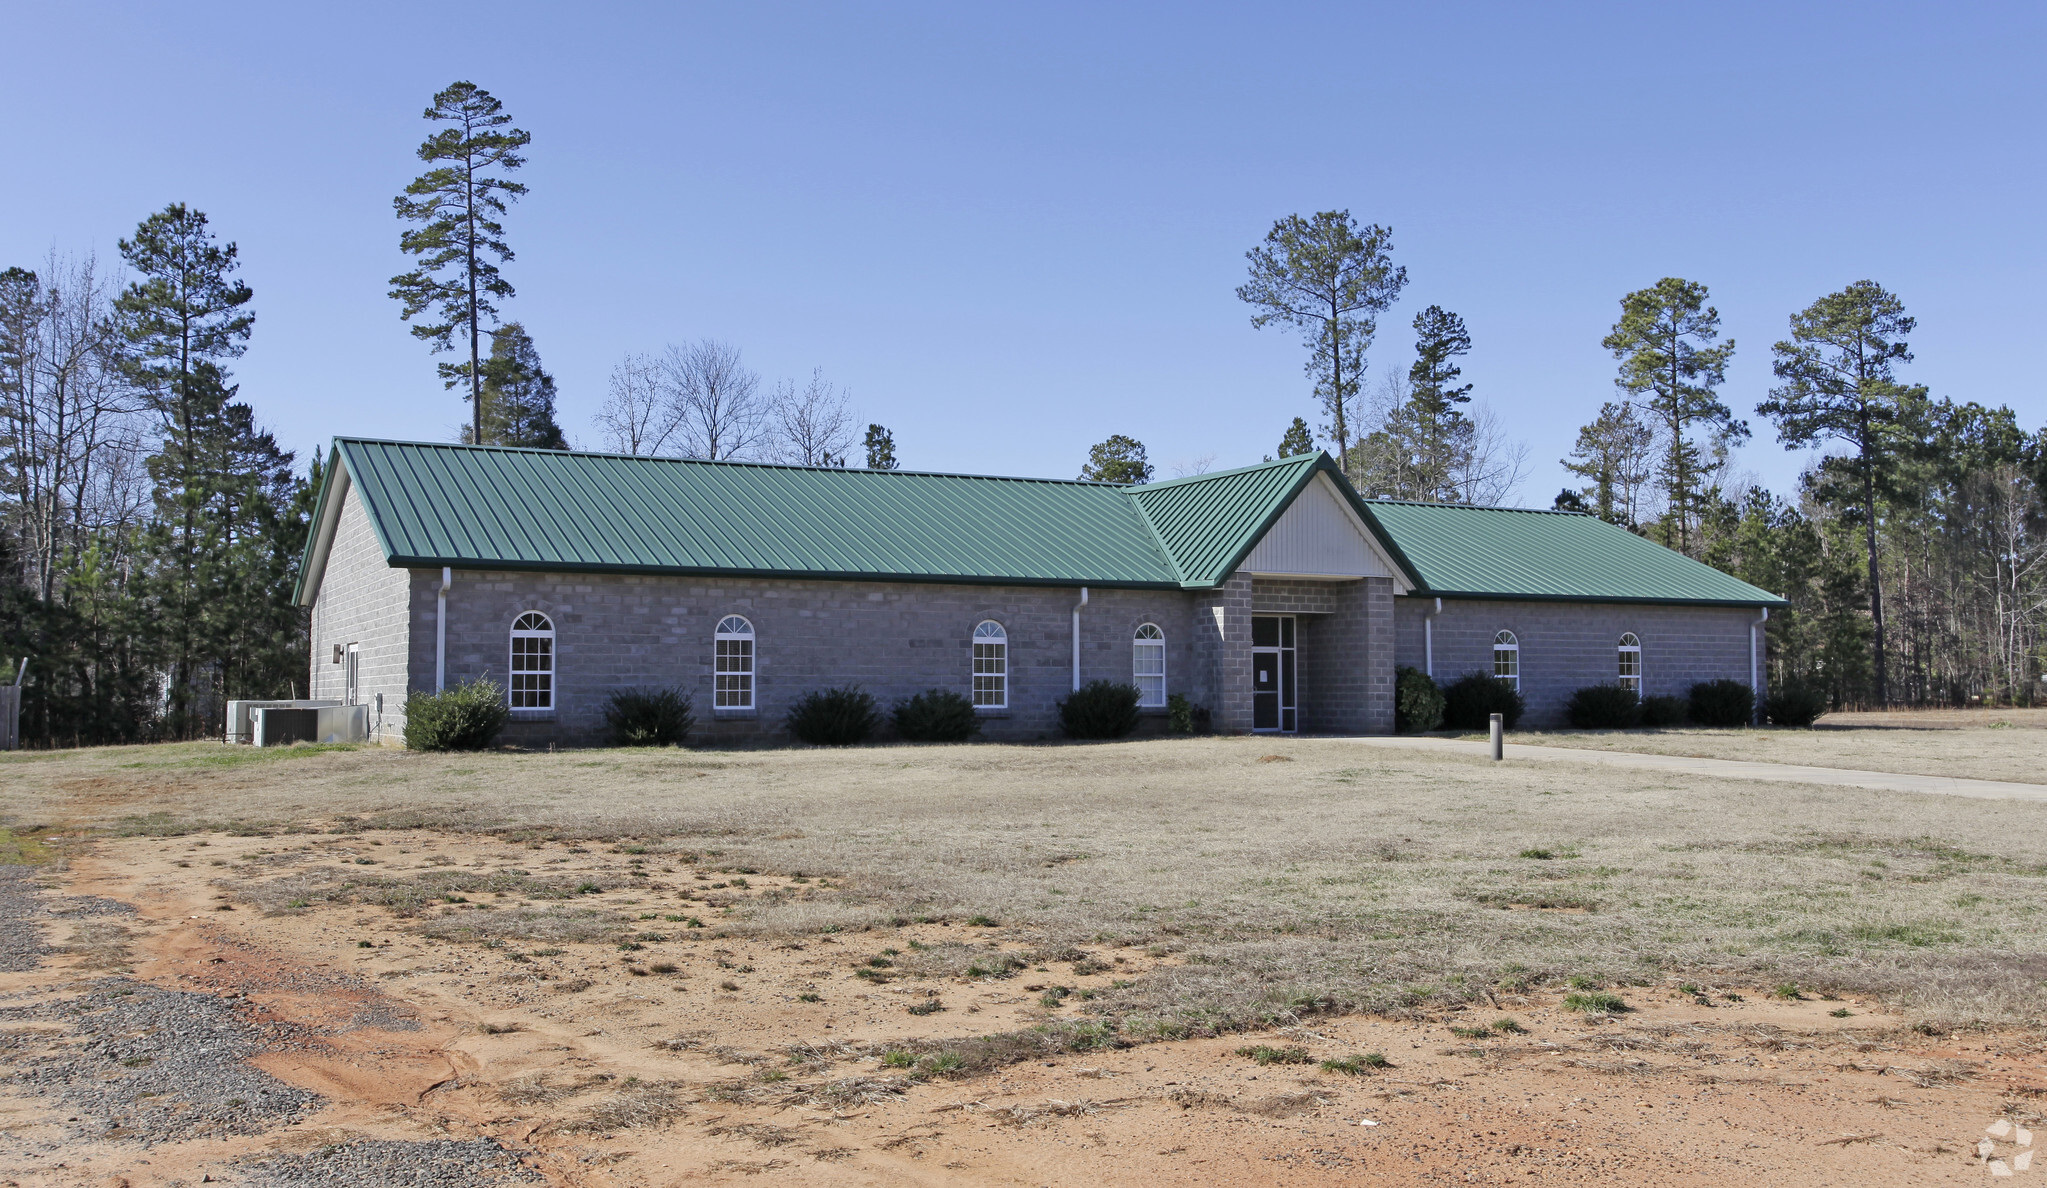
top-left (891, 688), bottom-right (981, 742)
top-left (786, 686), bottom-right (879, 746)
top-left (1767, 683), bottom-right (1828, 728)
top-left (1395, 666), bottom-right (1445, 733)
top-left (1688, 679), bottom-right (1755, 728)
top-left (403, 678), bottom-right (510, 751)
top-left (1566, 684), bottom-right (1641, 730)
top-left (1441, 672), bottom-right (1524, 731)
top-left (1638, 694), bottom-right (1687, 727)
top-left (603, 686), bottom-right (692, 746)
top-left (1058, 680), bottom-right (1142, 740)
top-left (1166, 693), bottom-right (1212, 735)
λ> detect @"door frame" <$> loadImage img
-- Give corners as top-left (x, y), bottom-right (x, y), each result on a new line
top-left (1250, 614), bottom-right (1298, 734)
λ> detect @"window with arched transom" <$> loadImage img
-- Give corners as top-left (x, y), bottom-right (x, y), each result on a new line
top-left (715, 615), bottom-right (755, 710)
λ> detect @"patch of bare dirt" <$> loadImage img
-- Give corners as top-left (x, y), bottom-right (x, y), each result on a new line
top-left (0, 829), bottom-right (2036, 1185)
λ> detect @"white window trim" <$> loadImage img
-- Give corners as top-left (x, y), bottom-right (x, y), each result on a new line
top-left (1618, 633), bottom-right (1642, 697)
top-left (715, 615), bottom-right (756, 712)
top-left (1133, 622), bottom-right (1166, 708)
top-left (509, 611), bottom-right (556, 713)
top-left (1492, 629), bottom-right (1520, 691)
top-left (973, 620), bottom-right (1008, 710)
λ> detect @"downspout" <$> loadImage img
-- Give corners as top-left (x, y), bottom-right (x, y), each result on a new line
top-left (1071, 587), bottom-right (1089, 691)
top-left (1424, 597), bottom-right (1442, 677)
top-left (436, 567), bottom-right (452, 692)
top-left (1751, 607), bottom-right (1769, 723)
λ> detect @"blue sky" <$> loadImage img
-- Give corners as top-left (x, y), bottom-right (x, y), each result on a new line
top-left (3, 2), bottom-right (2039, 502)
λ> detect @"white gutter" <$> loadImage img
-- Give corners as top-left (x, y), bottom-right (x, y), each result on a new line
top-left (1424, 597), bottom-right (1443, 677)
top-left (1751, 607), bottom-right (1769, 723)
top-left (436, 567), bottom-right (452, 692)
top-left (1071, 586), bottom-right (1089, 691)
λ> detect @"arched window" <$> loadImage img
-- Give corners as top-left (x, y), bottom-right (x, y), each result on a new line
top-left (715, 615), bottom-right (755, 710)
top-left (510, 612), bottom-right (555, 711)
top-left (1492, 630), bottom-right (1519, 690)
top-left (972, 620), bottom-right (1008, 708)
top-left (1133, 623), bottom-right (1166, 707)
top-left (1617, 633), bottom-right (1642, 697)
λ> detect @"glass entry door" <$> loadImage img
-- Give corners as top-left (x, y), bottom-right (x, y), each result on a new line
top-left (1251, 615), bottom-right (1296, 733)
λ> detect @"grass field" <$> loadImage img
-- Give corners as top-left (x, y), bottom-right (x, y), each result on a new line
top-left (1516, 707), bottom-right (2047, 784)
top-left (7, 731), bottom-right (2047, 1032)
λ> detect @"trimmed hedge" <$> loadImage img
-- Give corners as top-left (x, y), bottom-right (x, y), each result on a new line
top-left (892, 688), bottom-right (981, 742)
top-left (1442, 672), bottom-right (1525, 731)
top-left (604, 686), bottom-right (692, 746)
top-left (1567, 684), bottom-right (1642, 729)
top-left (1767, 684), bottom-right (1828, 728)
top-left (404, 678), bottom-right (511, 751)
top-left (1639, 694), bottom-right (1688, 728)
top-left (1059, 680), bottom-right (1142, 740)
top-left (1395, 666), bottom-right (1445, 733)
top-left (787, 686), bottom-right (879, 746)
top-left (1688, 679), bottom-right (1755, 728)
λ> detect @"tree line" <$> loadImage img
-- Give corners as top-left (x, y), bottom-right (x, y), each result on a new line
top-left (6, 89), bottom-right (2037, 747)
top-left (1178, 208), bottom-right (2046, 709)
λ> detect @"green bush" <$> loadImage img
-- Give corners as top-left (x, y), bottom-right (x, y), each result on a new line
top-left (1688, 678), bottom-right (1755, 727)
top-left (892, 688), bottom-right (981, 742)
top-left (1767, 683), bottom-right (1828, 728)
top-left (1638, 694), bottom-right (1687, 727)
top-left (403, 678), bottom-right (511, 751)
top-left (1395, 666), bottom-right (1445, 733)
top-left (786, 686), bottom-right (879, 746)
top-left (1566, 684), bottom-right (1641, 729)
top-left (1441, 672), bottom-right (1524, 731)
top-left (1166, 693), bottom-right (1211, 735)
top-left (1058, 680), bottom-right (1142, 740)
top-left (603, 686), bottom-right (692, 746)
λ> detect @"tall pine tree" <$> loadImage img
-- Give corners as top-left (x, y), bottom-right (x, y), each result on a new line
top-left (117, 204), bottom-right (302, 736)
top-left (1403, 305), bottom-right (1475, 501)
top-left (1602, 278), bottom-right (1746, 555)
top-left (390, 82), bottom-right (531, 446)
top-left (1759, 281), bottom-right (1928, 706)
top-left (1238, 211), bottom-right (1406, 482)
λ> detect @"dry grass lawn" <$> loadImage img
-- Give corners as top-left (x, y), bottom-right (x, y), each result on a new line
top-left (1517, 707), bottom-right (2047, 785)
top-left (6, 732), bottom-right (2047, 1030)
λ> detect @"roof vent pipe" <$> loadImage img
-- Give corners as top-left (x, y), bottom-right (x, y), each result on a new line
top-left (1424, 597), bottom-right (1443, 677)
top-left (436, 567), bottom-right (452, 692)
top-left (1072, 587), bottom-right (1089, 692)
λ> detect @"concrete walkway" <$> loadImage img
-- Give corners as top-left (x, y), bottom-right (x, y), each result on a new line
top-left (1347, 735), bottom-right (2047, 803)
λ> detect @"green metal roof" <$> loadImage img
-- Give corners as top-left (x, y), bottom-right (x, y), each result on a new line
top-left (1360, 500), bottom-right (1786, 607)
top-left (313, 438), bottom-right (1180, 592)
top-left (296, 439), bottom-right (1782, 608)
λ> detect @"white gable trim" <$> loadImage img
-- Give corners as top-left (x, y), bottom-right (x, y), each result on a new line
top-left (297, 461), bottom-right (354, 607)
top-left (1240, 473), bottom-right (1414, 591)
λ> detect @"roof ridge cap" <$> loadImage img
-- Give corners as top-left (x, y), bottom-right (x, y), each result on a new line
top-left (335, 437), bottom-right (1135, 488)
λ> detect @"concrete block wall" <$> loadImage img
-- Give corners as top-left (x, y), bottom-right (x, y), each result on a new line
top-left (1192, 573), bottom-right (1255, 733)
top-left (306, 486), bottom-right (413, 744)
top-left (1394, 596), bottom-right (1765, 727)
top-left (1251, 576), bottom-right (1395, 735)
top-left (410, 570), bottom-right (1210, 744)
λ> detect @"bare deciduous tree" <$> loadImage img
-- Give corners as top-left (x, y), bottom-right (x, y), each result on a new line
top-left (595, 352), bottom-right (675, 456)
top-left (1450, 403), bottom-right (1529, 506)
top-left (769, 367), bottom-right (856, 466)
top-left (663, 339), bottom-right (767, 461)
top-left (1, 253), bottom-right (149, 601)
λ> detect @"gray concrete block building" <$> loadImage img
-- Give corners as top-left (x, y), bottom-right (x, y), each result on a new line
top-left (295, 440), bottom-right (1784, 745)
